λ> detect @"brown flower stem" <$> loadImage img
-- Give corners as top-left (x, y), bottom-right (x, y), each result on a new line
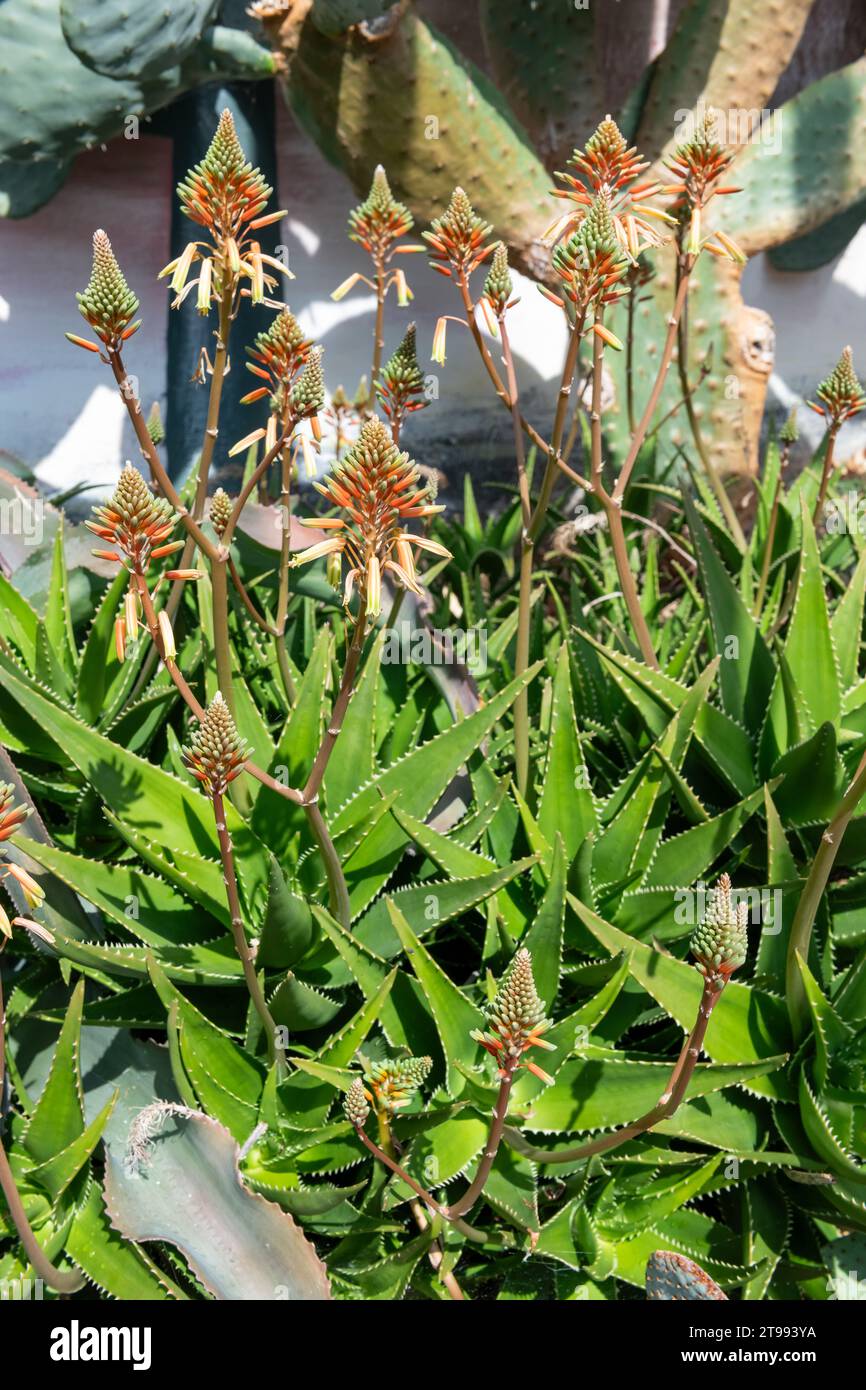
top-left (212, 791), bottom-right (285, 1072)
top-left (528, 319), bottom-right (584, 543)
top-left (812, 425), bottom-right (839, 526)
top-left (192, 282), bottom-right (233, 523)
top-left (228, 555), bottom-right (278, 636)
top-left (221, 419), bottom-right (297, 548)
top-left (0, 961), bottom-right (86, 1293)
top-left (500, 318), bottom-right (533, 796)
top-left (612, 264), bottom-right (692, 503)
top-left (135, 572), bottom-right (205, 719)
top-left (371, 255), bottom-right (386, 394)
top-left (503, 975), bottom-right (725, 1165)
top-left (590, 315), bottom-right (659, 668)
top-left (136, 571), bottom-right (305, 806)
top-left (445, 1065), bottom-right (516, 1220)
top-left (626, 283), bottom-right (638, 436)
top-left (786, 744), bottom-right (866, 1040)
top-left (110, 351), bottom-right (219, 563)
top-left (351, 1123), bottom-right (487, 1243)
top-left (273, 440), bottom-right (298, 706)
top-left (675, 269), bottom-right (747, 550)
top-left (302, 598), bottom-right (368, 803)
top-left (377, 1109), bottom-right (465, 1300)
top-left (456, 269), bottom-right (590, 491)
top-left (753, 477), bottom-right (782, 618)
top-left (303, 799), bottom-right (350, 929)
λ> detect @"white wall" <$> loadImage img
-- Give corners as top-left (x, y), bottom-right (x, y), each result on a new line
top-left (2, 99), bottom-right (865, 501)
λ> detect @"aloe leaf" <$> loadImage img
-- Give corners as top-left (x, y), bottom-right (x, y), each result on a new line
top-left (322, 629), bottom-right (381, 809)
top-left (352, 857), bottom-right (536, 959)
top-left (795, 953), bottom-right (854, 1092)
top-left (251, 626), bottom-right (331, 859)
top-left (518, 834), bottom-right (565, 1010)
top-left (781, 502), bottom-right (841, 731)
top-left (76, 569), bottom-right (127, 725)
top-left (640, 784), bottom-right (767, 890)
top-left (683, 493), bottom-right (774, 733)
top-left (23, 979), bottom-right (86, 1163)
top-left (14, 834), bottom-right (226, 944)
top-left (383, 1108), bottom-right (488, 1206)
top-left (66, 1183), bottom-right (175, 1300)
top-left (44, 518), bottom-right (78, 679)
top-left (268, 974), bottom-right (342, 1032)
top-left (832, 550), bottom-right (866, 693)
top-left (537, 645), bottom-right (598, 857)
top-left (519, 1046), bottom-right (783, 1135)
top-left (0, 570), bottom-right (39, 669)
top-left (103, 1110), bottom-right (332, 1299)
top-left (330, 665), bottom-right (542, 914)
top-left (258, 854), bottom-right (314, 969)
top-left (0, 657), bottom-right (267, 904)
top-left (28, 1092), bottom-right (117, 1199)
top-left (386, 900), bottom-right (484, 1096)
top-left (569, 895), bottom-right (792, 1099)
top-left (599, 1156), bottom-right (722, 1241)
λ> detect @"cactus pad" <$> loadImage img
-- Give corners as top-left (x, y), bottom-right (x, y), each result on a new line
top-left (60, 0), bottom-right (219, 80)
top-left (646, 1250), bottom-right (728, 1300)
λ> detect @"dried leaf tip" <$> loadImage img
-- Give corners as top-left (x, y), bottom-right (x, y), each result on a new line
top-left (690, 873), bottom-right (748, 979)
top-left (471, 948), bottom-right (555, 1083)
top-left (182, 692), bottom-right (249, 797)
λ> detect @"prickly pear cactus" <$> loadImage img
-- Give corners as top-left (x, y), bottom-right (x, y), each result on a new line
top-left (646, 1251), bottom-right (728, 1300)
top-left (60, 0), bottom-right (220, 79)
top-left (0, 0), bottom-right (275, 217)
top-left (283, 9), bottom-right (555, 280)
top-left (311, 1), bottom-right (399, 38)
top-left (479, 0), bottom-right (603, 170)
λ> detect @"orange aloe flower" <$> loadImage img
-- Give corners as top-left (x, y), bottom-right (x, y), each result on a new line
top-left (292, 416), bottom-right (449, 617)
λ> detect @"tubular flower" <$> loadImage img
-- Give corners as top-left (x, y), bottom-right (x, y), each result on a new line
top-left (665, 111), bottom-right (745, 262)
top-left (550, 116), bottom-right (668, 256)
top-left (690, 873), bottom-right (749, 980)
top-left (552, 193), bottom-right (630, 313)
top-left (182, 692), bottom-right (249, 798)
top-left (87, 464), bottom-right (178, 572)
top-left (244, 308), bottom-right (314, 408)
top-left (69, 230), bottom-right (141, 351)
top-left (163, 109), bottom-right (289, 310)
top-left (209, 488), bottom-right (233, 538)
top-left (0, 786), bottom-right (44, 939)
top-left (376, 323), bottom-right (428, 431)
top-left (424, 187), bottom-right (493, 278)
top-left (293, 416), bottom-right (449, 617)
top-left (482, 242), bottom-right (515, 319)
top-left (363, 1055), bottom-right (432, 1115)
top-left (348, 165), bottom-right (414, 259)
top-left (809, 347), bottom-right (866, 427)
top-left (343, 1077), bottom-right (371, 1129)
top-left (0, 784), bottom-right (29, 844)
top-left (471, 948), bottom-right (556, 1083)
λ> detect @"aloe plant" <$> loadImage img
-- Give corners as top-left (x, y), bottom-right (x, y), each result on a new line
top-left (2, 99), bottom-right (866, 1305)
